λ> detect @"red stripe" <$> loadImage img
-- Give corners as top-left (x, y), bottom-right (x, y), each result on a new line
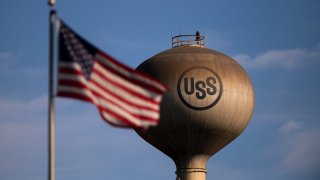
top-left (59, 67), bottom-right (83, 75)
top-left (92, 66), bottom-right (160, 104)
top-left (89, 79), bottom-right (159, 110)
top-left (58, 79), bottom-right (88, 89)
top-left (91, 90), bottom-right (159, 121)
top-left (95, 56), bottom-right (167, 94)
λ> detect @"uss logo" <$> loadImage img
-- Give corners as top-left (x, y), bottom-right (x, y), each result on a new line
top-left (177, 66), bottom-right (223, 110)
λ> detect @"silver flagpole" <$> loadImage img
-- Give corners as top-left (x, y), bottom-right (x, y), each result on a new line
top-left (48, 1), bottom-right (56, 180)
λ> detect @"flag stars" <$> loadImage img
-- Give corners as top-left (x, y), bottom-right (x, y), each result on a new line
top-left (61, 27), bottom-right (94, 80)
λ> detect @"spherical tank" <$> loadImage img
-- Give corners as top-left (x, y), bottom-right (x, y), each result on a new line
top-left (135, 34), bottom-right (254, 180)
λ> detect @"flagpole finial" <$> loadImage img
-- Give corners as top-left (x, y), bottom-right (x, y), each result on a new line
top-left (48, 0), bottom-right (56, 7)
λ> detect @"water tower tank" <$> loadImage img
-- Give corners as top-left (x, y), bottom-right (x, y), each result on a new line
top-left (135, 32), bottom-right (254, 180)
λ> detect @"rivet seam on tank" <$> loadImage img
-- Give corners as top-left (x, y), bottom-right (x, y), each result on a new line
top-left (177, 66), bottom-right (223, 110)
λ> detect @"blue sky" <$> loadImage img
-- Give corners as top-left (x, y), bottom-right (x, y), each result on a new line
top-left (0, 0), bottom-right (320, 179)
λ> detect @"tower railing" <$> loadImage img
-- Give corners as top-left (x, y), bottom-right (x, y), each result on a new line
top-left (172, 32), bottom-right (205, 48)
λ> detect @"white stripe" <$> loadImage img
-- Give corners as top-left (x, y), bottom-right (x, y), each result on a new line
top-left (94, 63), bottom-right (161, 99)
top-left (101, 111), bottom-right (157, 127)
top-left (90, 73), bottom-right (159, 110)
top-left (88, 82), bottom-right (160, 118)
top-left (96, 54), bottom-right (166, 92)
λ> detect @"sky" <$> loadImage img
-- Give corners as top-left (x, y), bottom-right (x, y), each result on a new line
top-left (0, 0), bottom-right (320, 179)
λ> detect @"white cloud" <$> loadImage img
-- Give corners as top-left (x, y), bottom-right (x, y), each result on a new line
top-left (0, 51), bottom-right (46, 78)
top-left (0, 52), bottom-right (18, 71)
top-left (0, 66), bottom-right (46, 78)
top-left (0, 95), bottom-right (48, 152)
top-left (205, 30), bottom-right (232, 52)
top-left (233, 44), bottom-right (320, 68)
top-left (0, 52), bottom-right (17, 61)
top-left (208, 162), bottom-right (252, 180)
top-left (257, 119), bottom-right (320, 179)
top-left (0, 95), bottom-right (47, 121)
top-left (0, 95), bottom-right (48, 179)
top-left (275, 122), bottom-right (320, 176)
top-left (279, 120), bottom-right (301, 134)
top-left (279, 128), bottom-right (320, 174)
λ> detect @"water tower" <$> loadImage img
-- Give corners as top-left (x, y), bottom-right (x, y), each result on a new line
top-left (135, 32), bottom-right (254, 180)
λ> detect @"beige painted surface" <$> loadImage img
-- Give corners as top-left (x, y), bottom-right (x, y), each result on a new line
top-left (135, 47), bottom-right (254, 180)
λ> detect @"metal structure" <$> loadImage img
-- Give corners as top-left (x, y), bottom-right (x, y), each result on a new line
top-left (48, 1), bottom-right (56, 180)
top-left (172, 31), bottom-right (205, 48)
top-left (135, 32), bottom-right (254, 180)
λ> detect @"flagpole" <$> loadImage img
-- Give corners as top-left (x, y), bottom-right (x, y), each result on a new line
top-left (48, 1), bottom-right (56, 180)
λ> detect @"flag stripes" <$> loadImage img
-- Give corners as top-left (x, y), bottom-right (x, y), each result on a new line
top-left (90, 72), bottom-right (160, 109)
top-left (96, 53), bottom-right (167, 94)
top-left (57, 20), bottom-right (167, 129)
top-left (93, 62), bottom-right (161, 100)
top-left (57, 61), bottom-right (164, 128)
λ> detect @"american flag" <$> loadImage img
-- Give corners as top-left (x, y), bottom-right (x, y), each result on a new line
top-left (57, 20), bottom-right (167, 129)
